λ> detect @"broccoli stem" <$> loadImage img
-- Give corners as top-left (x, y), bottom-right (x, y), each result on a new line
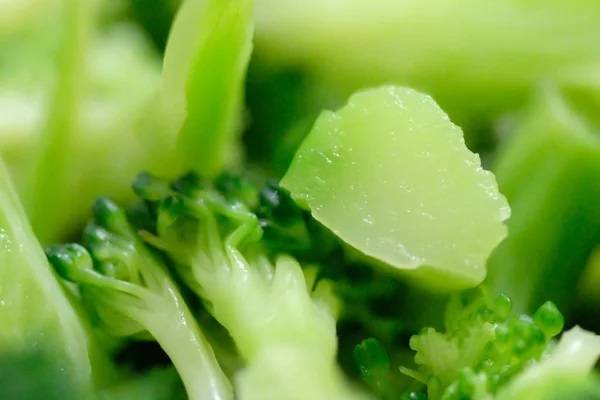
top-left (139, 298), bottom-right (233, 400)
top-left (162, 0), bottom-right (255, 178)
top-left (487, 87), bottom-right (600, 314)
top-left (0, 159), bottom-right (96, 398)
top-left (21, 0), bottom-right (98, 243)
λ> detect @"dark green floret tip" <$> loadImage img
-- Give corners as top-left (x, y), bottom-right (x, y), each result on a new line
top-left (46, 243), bottom-right (94, 283)
top-left (91, 197), bottom-right (131, 237)
top-left (353, 337), bottom-right (390, 373)
top-left (214, 170), bottom-right (260, 208)
top-left (170, 171), bottom-right (206, 197)
top-left (132, 171), bottom-right (171, 201)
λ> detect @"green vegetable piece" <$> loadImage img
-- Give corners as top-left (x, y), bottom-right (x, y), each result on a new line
top-left (353, 338), bottom-right (394, 399)
top-left (441, 368), bottom-right (488, 400)
top-left (487, 86), bottom-right (600, 314)
top-left (3, 9), bottom-right (164, 243)
top-left (0, 159), bottom-right (94, 398)
top-left (0, 0), bottom-right (62, 37)
top-left (254, 0), bottom-right (600, 121)
top-left (161, 0), bottom-right (254, 178)
top-left (132, 171), bottom-right (172, 202)
top-left (97, 367), bottom-right (186, 400)
top-left (48, 197), bottom-right (232, 400)
top-left (404, 287), bottom-right (565, 399)
top-left (20, 0), bottom-right (97, 243)
top-left (494, 294), bottom-right (513, 322)
top-left (534, 302), bottom-right (564, 338)
top-left (497, 326), bottom-right (600, 400)
top-left (133, 172), bottom-right (366, 400)
top-left (281, 86), bottom-right (510, 289)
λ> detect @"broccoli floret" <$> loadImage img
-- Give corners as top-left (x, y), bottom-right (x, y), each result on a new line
top-left (407, 287), bottom-right (564, 399)
top-left (497, 326), bottom-right (600, 399)
top-left (436, 325), bottom-right (600, 400)
top-left (132, 171), bottom-right (367, 399)
top-left (352, 287), bottom-right (593, 400)
top-left (46, 197), bottom-right (232, 400)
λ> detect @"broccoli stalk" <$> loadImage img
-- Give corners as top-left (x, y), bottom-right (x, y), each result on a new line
top-left (487, 86), bottom-right (600, 315)
top-left (160, 0), bottom-right (255, 178)
top-left (19, 0), bottom-right (98, 243)
top-left (253, 0), bottom-right (600, 122)
top-left (46, 198), bottom-right (232, 400)
top-left (133, 171), bottom-right (368, 399)
top-left (0, 158), bottom-right (99, 399)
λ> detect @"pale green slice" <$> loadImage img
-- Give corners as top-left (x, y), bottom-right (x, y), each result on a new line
top-left (280, 86), bottom-right (510, 289)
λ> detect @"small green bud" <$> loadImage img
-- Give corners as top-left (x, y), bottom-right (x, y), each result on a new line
top-left (353, 337), bottom-right (390, 373)
top-left (92, 197), bottom-right (132, 238)
top-left (46, 243), bottom-right (95, 283)
top-left (170, 171), bottom-right (206, 197)
top-left (132, 171), bottom-right (171, 202)
top-left (214, 171), bottom-right (260, 209)
top-left (494, 324), bottom-right (511, 350)
top-left (158, 196), bottom-right (186, 227)
top-left (494, 294), bottom-right (512, 322)
top-left (534, 301), bottom-right (564, 338)
top-left (353, 338), bottom-right (392, 398)
top-left (528, 325), bottom-right (547, 354)
top-left (83, 223), bottom-right (113, 248)
top-left (89, 242), bottom-right (140, 285)
top-left (480, 307), bottom-right (495, 323)
top-left (126, 201), bottom-right (157, 233)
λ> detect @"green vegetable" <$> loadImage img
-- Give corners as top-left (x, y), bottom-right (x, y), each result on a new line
top-left (132, 171), bottom-right (367, 399)
top-left (0, 158), bottom-right (95, 399)
top-left (18, 0), bottom-right (99, 243)
top-left (6, 1), bottom-right (600, 399)
top-left (2, 0), bottom-right (255, 243)
top-left (253, 0), bottom-right (600, 121)
top-left (354, 287), bottom-right (600, 400)
top-left (353, 338), bottom-right (395, 400)
top-left (487, 86), bottom-right (600, 314)
top-left (0, 0), bottom-right (62, 37)
top-left (160, 0), bottom-right (254, 178)
top-left (0, 6), bottom-right (163, 243)
top-left (97, 367), bottom-right (187, 400)
top-left (243, 60), bottom-right (347, 176)
top-left (408, 288), bottom-right (563, 399)
top-left (497, 326), bottom-right (600, 400)
top-left (281, 86), bottom-right (510, 290)
top-left (47, 198), bottom-right (232, 400)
